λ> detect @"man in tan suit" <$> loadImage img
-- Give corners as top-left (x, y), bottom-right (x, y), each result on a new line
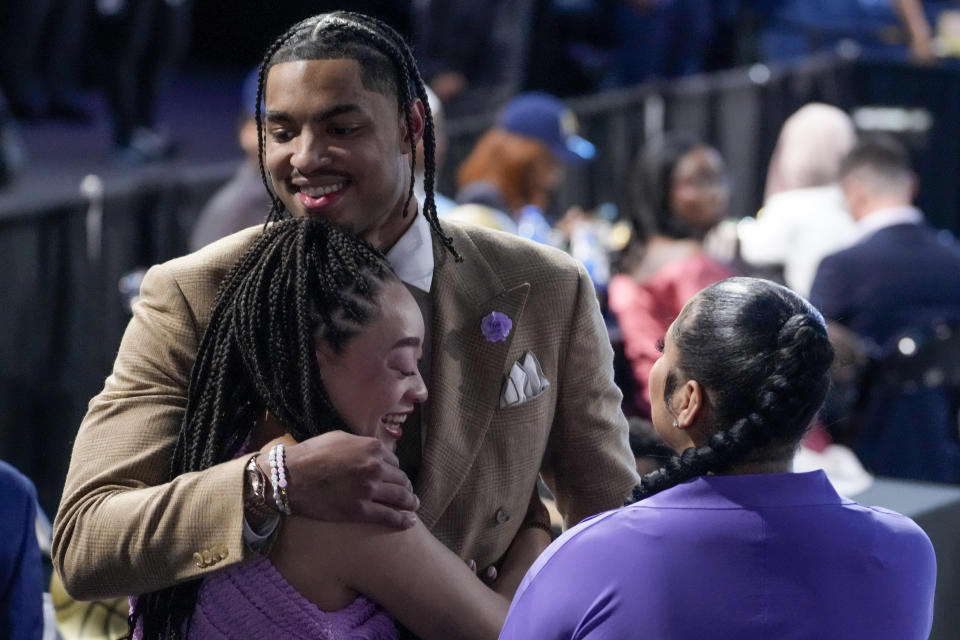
top-left (53, 11), bottom-right (638, 601)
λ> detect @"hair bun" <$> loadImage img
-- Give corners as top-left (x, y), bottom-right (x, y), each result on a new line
top-left (777, 313), bottom-right (827, 347)
top-left (777, 313), bottom-right (833, 375)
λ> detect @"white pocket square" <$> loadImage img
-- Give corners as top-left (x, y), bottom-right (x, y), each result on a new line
top-left (500, 351), bottom-right (550, 408)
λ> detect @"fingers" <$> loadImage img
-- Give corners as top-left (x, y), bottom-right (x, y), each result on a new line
top-left (359, 504), bottom-right (418, 530)
top-left (378, 459), bottom-right (412, 490)
top-left (371, 480), bottom-right (419, 513)
top-left (380, 446), bottom-right (401, 469)
top-left (466, 559), bottom-right (498, 584)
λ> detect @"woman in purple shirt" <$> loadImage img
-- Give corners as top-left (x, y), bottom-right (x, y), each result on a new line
top-left (500, 277), bottom-right (936, 639)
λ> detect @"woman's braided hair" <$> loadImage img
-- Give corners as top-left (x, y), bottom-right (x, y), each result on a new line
top-left (254, 11), bottom-right (460, 261)
top-left (126, 217), bottom-right (397, 638)
top-left (632, 277), bottom-right (834, 502)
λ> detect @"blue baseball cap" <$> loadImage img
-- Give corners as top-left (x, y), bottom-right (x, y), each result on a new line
top-left (497, 92), bottom-right (595, 165)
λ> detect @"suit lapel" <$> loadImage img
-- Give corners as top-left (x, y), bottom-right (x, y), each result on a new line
top-left (417, 225), bottom-right (530, 528)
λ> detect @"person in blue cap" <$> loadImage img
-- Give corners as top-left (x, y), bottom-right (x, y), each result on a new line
top-left (448, 92), bottom-right (595, 245)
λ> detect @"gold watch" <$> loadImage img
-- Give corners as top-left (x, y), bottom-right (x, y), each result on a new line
top-left (243, 455), bottom-right (275, 520)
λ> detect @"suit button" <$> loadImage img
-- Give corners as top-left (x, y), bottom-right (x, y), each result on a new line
top-left (218, 545), bottom-right (229, 560)
top-left (495, 508), bottom-right (510, 524)
top-left (193, 552), bottom-right (204, 568)
top-left (202, 550), bottom-right (213, 565)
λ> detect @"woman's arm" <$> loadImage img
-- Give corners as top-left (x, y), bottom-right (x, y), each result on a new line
top-left (264, 427), bottom-right (506, 640)
top-left (274, 517), bottom-right (510, 640)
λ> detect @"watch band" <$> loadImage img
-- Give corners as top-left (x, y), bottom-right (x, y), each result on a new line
top-left (243, 454), bottom-right (275, 520)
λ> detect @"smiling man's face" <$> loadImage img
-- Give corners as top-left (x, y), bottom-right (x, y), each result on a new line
top-left (263, 58), bottom-right (424, 251)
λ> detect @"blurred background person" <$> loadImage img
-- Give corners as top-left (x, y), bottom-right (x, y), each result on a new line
top-left (1, 459), bottom-right (44, 640)
top-left (750, 0), bottom-right (937, 64)
top-left (810, 134), bottom-right (960, 484)
top-left (607, 133), bottom-right (734, 419)
top-left (448, 92), bottom-right (595, 244)
top-left (96, 0), bottom-right (192, 164)
top-left (0, 90), bottom-right (26, 188)
top-left (613, 0), bottom-right (717, 86)
top-left (189, 68), bottom-right (271, 252)
top-left (738, 102), bottom-right (858, 299)
top-left (0, 0), bottom-right (92, 123)
top-left (413, 0), bottom-right (535, 119)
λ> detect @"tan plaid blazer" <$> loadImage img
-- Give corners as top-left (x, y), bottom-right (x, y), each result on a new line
top-left (52, 220), bottom-right (639, 599)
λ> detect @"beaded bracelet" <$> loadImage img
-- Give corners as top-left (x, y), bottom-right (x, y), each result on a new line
top-left (268, 443), bottom-right (292, 515)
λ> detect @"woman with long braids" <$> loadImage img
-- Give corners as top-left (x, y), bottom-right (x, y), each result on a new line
top-left (500, 277), bottom-right (937, 639)
top-left (130, 217), bottom-right (509, 638)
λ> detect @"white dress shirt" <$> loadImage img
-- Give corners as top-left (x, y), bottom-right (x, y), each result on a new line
top-left (855, 205), bottom-right (923, 243)
top-left (739, 184), bottom-right (857, 299)
top-left (385, 207), bottom-right (435, 293)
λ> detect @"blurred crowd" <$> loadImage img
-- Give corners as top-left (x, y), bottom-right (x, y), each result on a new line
top-left (3, 2), bottom-right (960, 638)
top-left (5, 0), bottom-right (960, 186)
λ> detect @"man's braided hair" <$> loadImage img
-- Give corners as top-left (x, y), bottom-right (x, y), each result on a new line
top-left (254, 11), bottom-right (460, 261)
top-left (127, 217), bottom-right (397, 638)
top-left (631, 277), bottom-right (834, 502)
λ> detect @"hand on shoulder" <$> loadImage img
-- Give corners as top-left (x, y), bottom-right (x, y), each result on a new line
top-left (258, 430), bottom-right (418, 529)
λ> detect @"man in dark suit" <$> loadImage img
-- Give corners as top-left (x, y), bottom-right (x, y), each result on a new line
top-left (810, 135), bottom-right (960, 482)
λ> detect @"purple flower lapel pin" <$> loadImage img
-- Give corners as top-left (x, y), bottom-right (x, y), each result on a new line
top-left (481, 311), bottom-right (512, 342)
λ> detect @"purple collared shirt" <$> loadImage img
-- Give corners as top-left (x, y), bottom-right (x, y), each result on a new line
top-left (500, 471), bottom-right (935, 639)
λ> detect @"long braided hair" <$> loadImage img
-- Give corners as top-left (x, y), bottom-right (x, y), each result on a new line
top-left (254, 11), bottom-right (460, 261)
top-left (632, 277), bottom-right (834, 502)
top-left (127, 217), bottom-right (397, 638)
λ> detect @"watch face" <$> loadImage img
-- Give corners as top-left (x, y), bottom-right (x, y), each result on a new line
top-left (246, 458), bottom-right (264, 496)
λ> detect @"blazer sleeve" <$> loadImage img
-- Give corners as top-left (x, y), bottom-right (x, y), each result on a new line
top-left (52, 262), bottom-right (249, 600)
top-left (541, 263), bottom-right (640, 529)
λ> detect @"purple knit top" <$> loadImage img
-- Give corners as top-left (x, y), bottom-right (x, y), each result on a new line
top-left (189, 556), bottom-right (397, 639)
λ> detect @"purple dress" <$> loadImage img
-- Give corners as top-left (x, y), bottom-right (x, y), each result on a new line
top-left (189, 556), bottom-right (397, 639)
top-left (499, 471), bottom-right (935, 639)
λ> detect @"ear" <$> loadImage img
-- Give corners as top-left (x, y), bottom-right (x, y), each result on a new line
top-left (400, 98), bottom-right (426, 155)
top-left (671, 379), bottom-right (703, 430)
top-left (840, 176), bottom-right (864, 218)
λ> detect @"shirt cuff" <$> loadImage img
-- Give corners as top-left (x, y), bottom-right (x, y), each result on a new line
top-left (242, 512), bottom-right (280, 552)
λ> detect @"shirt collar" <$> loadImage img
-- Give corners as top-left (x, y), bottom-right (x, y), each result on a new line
top-left (637, 470), bottom-right (851, 509)
top-left (856, 205), bottom-right (923, 242)
top-left (385, 206), bottom-right (434, 293)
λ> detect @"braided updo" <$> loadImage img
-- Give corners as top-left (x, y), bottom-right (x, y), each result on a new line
top-left (632, 277), bottom-right (834, 501)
